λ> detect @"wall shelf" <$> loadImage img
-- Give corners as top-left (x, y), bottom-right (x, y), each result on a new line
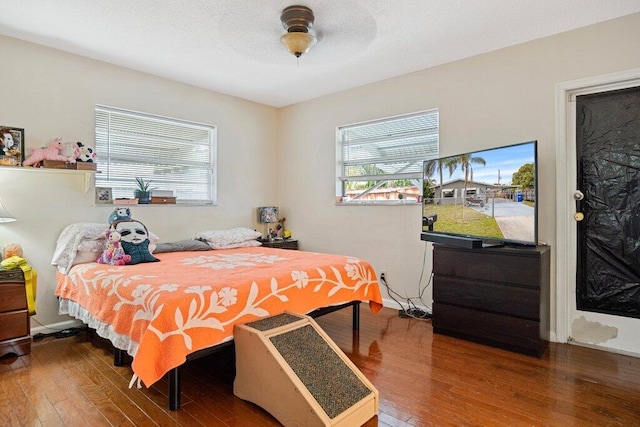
top-left (1, 167), bottom-right (96, 193)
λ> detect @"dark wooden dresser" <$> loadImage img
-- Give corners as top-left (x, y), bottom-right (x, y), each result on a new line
top-left (432, 244), bottom-right (550, 357)
top-left (0, 268), bottom-right (31, 357)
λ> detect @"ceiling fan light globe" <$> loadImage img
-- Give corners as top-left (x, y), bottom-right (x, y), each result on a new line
top-left (280, 32), bottom-right (317, 57)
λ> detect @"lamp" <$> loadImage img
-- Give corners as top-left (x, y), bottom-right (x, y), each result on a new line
top-left (257, 206), bottom-right (279, 240)
top-left (280, 5), bottom-right (317, 58)
top-left (0, 198), bottom-right (16, 223)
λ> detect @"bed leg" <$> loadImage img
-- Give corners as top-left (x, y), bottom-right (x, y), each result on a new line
top-left (114, 349), bottom-right (125, 366)
top-left (168, 367), bottom-right (181, 410)
top-left (352, 302), bottom-right (360, 331)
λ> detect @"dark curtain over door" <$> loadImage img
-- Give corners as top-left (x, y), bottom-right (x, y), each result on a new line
top-left (576, 86), bottom-right (640, 318)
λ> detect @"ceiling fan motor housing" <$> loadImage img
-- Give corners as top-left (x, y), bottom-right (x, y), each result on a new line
top-left (281, 5), bottom-right (315, 33)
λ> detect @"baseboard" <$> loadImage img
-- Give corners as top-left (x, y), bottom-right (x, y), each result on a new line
top-left (568, 339), bottom-right (640, 358)
top-left (381, 298), bottom-right (400, 310)
top-left (30, 319), bottom-right (83, 336)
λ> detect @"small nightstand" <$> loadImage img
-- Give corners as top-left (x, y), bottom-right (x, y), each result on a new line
top-left (0, 268), bottom-right (31, 357)
top-left (259, 239), bottom-right (299, 250)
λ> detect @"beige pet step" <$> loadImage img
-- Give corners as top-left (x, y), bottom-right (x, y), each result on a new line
top-left (234, 312), bottom-right (378, 426)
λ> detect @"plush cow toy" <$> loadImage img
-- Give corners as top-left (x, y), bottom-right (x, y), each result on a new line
top-left (75, 142), bottom-right (97, 163)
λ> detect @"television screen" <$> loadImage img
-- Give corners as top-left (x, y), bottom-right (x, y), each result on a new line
top-left (421, 140), bottom-right (538, 247)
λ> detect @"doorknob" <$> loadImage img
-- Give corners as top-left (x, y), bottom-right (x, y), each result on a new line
top-left (574, 191), bottom-right (584, 221)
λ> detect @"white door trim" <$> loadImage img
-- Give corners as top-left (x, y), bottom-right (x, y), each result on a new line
top-left (555, 67), bottom-right (640, 344)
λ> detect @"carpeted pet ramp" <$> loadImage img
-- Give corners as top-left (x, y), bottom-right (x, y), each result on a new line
top-left (233, 312), bottom-right (378, 426)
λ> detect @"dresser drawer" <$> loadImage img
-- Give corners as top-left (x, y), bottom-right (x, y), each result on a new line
top-left (434, 276), bottom-right (540, 320)
top-left (0, 283), bottom-right (27, 313)
top-left (433, 303), bottom-right (544, 356)
top-left (0, 310), bottom-right (29, 341)
top-left (433, 246), bottom-right (545, 288)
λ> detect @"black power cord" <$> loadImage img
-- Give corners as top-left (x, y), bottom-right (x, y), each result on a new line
top-left (399, 307), bottom-right (431, 319)
top-left (30, 316), bottom-right (89, 341)
top-left (378, 240), bottom-right (434, 320)
top-left (379, 271), bottom-right (432, 320)
top-left (32, 326), bottom-right (87, 341)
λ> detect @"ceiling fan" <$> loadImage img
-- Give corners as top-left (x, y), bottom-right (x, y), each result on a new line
top-left (279, 5), bottom-right (317, 59)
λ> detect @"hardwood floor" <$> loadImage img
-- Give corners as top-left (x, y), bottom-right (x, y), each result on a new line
top-left (2, 306), bottom-right (640, 426)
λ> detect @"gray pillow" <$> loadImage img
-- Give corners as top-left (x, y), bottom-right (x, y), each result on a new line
top-left (153, 240), bottom-right (212, 254)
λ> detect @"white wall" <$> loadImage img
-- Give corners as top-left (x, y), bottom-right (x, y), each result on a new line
top-left (2, 12), bottom-right (640, 341)
top-left (0, 35), bottom-right (279, 328)
top-left (277, 13), bottom-right (640, 338)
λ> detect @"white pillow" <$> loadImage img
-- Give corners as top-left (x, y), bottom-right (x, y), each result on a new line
top-left (72, 250), bottom-right (100, 266)
top-left (75, 222), bottom-right (109, 239)
top-left (78, 240), bottom-right (106, 252)
top-left (148, 231), bottom-right (159, 253)
top-left (52, 223), bottom-right (110, 274)
top-left (214, 240), bottom-right (262, 249)
top-left (195, 227), bottom-right (261, 250)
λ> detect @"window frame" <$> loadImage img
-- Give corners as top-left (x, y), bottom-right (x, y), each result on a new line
top-left (335, 109), bottom-right (439, 205)
top-left (94, 105), bottom-right (217, 205)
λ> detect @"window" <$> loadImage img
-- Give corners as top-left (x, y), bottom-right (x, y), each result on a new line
top-left (336, 110), bottom-right (439, 204)
top-left (95, 106), bottom-right (216, 204)
top-left (442, 189), bottom-right (454, 198)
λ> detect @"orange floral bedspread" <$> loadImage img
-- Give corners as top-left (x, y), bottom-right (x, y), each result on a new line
top-left (55, 247), bottom-right (383, 387)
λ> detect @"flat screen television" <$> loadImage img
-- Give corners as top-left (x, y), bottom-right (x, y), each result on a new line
top-left (421, 140), bottom-right (538, 248)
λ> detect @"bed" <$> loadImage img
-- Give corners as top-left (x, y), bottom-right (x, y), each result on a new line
top-left (53, 226), bottom-right (383, 410)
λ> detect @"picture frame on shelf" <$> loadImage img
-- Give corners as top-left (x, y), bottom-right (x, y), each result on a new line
top-left (0, 126), bottom-right (24, 167)
top-left (95, 187), bottom-right (113, 204)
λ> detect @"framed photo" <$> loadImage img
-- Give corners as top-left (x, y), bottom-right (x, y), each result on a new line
top-left (95, 187), bottom-right (113, 204)
top-left (0, 126), bottom-right (24, 166)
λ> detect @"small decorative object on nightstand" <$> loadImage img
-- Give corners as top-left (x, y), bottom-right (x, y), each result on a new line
top-left (257, 206), bottom-right (279, 241)
top-left (0, 268), bottom-right (31, 357)
top-left (259, 239), bottom-right (299, 250)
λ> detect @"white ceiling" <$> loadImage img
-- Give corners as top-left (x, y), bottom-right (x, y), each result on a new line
top-left (1, 1), bottom-right (639, 108)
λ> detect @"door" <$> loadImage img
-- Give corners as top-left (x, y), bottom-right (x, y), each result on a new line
top-left (557, 76), bottom-right (640, 354)
top-left (575, 86), bottom-right (640, 318)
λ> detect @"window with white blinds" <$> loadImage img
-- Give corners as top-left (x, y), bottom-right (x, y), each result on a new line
top-left (336, 110), bottom-right (439, 204)
top-left (95, 106), bottom-right (216, 204)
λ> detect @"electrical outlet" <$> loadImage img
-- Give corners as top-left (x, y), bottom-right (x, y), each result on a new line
top-left (380, 270), bottom-right (387, 282)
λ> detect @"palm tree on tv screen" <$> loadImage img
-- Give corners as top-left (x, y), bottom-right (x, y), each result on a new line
top-left (457, 153), bottom-right (486, 203)
top-left (424, 157), bottom-right (458, 200)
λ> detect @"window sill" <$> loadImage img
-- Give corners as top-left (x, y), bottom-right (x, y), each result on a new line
top-left (94, 202), bottom-right (214, 207)
top-left (335, 200), bottom-right (421, 206)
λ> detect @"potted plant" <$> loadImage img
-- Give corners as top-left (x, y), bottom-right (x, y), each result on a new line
top-left (134, 177), bottom-right (153, 204)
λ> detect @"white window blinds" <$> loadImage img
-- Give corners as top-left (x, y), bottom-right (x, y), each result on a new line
top-left (337, 110), bottom-right (439, 203)
top-left (95, 106), bottom-right (217, 204)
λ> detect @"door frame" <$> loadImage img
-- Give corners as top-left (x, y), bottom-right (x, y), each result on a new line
top-left (555, 67), bottom-right (640, 344)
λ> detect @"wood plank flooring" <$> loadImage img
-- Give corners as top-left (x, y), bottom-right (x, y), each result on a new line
top-left (1, 306), bottom-right (640, 426)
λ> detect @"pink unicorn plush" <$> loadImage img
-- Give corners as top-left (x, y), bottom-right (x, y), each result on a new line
top-left (22, 137), bottom-right (77, 166)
